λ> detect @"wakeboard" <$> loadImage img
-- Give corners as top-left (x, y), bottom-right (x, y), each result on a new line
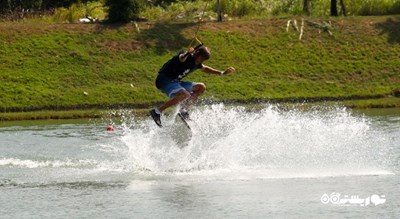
top-left (177, 112), bottom-right (191, 130)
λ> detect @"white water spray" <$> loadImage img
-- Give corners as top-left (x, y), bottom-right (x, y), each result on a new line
top-left (120, 104), bottom-right (391, 178)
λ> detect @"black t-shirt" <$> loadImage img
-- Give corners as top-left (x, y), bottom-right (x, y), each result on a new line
top-left (158, 51), bottom-right (204, 81)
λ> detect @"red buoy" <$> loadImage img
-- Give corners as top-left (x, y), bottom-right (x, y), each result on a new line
top-left (106, 124), bottom-right (115, 131)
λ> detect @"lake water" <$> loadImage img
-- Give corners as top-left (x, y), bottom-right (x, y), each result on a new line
top-left (0, 104), bottom-right (399, 218)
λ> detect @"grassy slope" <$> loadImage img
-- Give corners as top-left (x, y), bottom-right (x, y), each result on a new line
top-left (0, 16), bottom-right (399, 114)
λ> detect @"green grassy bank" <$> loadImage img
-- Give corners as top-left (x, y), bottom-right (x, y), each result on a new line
top-left (1, 16), bottom-right (400, 120)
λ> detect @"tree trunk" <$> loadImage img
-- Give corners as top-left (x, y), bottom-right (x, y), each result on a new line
top-left (340, 0), bottom-right (346, 16)
top-left (217, 0), bottom-right (222, 22)
top-left (303, 0), bottom-right (310, 15)
top-left (330, 0), bottom-right (338, 16)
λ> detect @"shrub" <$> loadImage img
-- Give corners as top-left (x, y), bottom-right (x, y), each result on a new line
top-left (105, 0), bottom-right (144, 23)
top-left (52, 1), bottom-right (105, 23)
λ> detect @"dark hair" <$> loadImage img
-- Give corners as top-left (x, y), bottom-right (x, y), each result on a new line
top-left (194, 46), bottom-right (210, 60)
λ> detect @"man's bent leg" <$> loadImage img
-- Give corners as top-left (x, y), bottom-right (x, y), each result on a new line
top-left (181, 83), bottom-right (206, 111)
top-left (191, 83), bottom-right (206, 101)
top-left (159, 89), bottom-right (191, 113)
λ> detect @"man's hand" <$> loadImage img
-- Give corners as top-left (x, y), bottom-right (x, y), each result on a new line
top-left (187, 47), bottom-right (195, 54)
top-left (222, 67), bottom-right (235, 75)
top-left (179, 47), bottom-right (195, 62)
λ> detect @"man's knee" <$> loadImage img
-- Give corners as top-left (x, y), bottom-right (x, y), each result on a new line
top-left (193, 83), bottom-right (206, 93)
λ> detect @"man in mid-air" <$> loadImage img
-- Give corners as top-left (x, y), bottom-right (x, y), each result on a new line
top-left (149, 46), bottom-right (235, 127)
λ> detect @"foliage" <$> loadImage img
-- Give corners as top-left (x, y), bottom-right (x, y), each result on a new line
top-left (105, 0), bottom-right (144, 22)
top-left (52, 1), bottom-right (105, 23)
top-left (139, 0), bottom-right (400, 20)
top-left (346, 0), bottom-right (400, 15)
top-left (0, 0), bottom-right (43, 11)
top-left (0, 0), bottom-right (94, 11)
top-left (217, 0), bottom-right (258, 17)
top-left (2, 0), bottom-right (400, 22)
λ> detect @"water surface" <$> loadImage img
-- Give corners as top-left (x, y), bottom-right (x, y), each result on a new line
top-left (1, 104), bottom-right (399, 218)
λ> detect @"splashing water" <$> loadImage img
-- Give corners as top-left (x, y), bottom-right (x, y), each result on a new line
top-left (119, 104), bottom-right (391, 178)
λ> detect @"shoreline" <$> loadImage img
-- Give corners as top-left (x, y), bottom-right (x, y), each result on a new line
top-left (1, 97), bottom-right (399, 121)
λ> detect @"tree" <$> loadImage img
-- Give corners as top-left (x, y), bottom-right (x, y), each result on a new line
top-left (217, 0), bottom-right (222, 22)
top-left (303, 0), bottom-right (310, 15)
top-left (330, 0), bottom-right (338, 16)
top-left (339, 0), bottom-right (346, 16)
top-left (105, 0), bottom-right (143, 23)
top-left (331, 0), bottom-right (346, 16)
top-left (0, 0), bottom-right (11, 13)
top-left (0, 0), bottom-right (89, 13)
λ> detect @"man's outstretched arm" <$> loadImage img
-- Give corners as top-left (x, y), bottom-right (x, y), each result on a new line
top-left (201, 66), bottom-right (235, 76)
